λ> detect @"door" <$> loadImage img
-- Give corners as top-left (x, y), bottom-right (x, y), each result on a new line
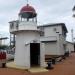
top-left (30, 43), bottom-right (40, 67)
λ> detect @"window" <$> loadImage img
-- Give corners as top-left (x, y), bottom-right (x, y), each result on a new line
top-left (39, 27), bottom-right (44, 36)
top-left (16, 23), bottom-right (18, 29)
top-left (40, 32), bottom-right (44, 36)
top-left (10, 23), bottom-right (14, 29)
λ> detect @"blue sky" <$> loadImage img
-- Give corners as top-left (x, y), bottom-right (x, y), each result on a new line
top-left (0, 0), bottom-right (75, 44)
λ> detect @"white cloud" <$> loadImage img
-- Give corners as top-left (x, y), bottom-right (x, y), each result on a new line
top-left (0, 0), bottom-right (75, 43)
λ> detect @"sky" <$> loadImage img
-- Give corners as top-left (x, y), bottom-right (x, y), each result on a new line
top-left (0, 0), bottom-right (75, 44)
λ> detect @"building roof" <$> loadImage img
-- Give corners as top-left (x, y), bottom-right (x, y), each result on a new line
top-left (19, 4), bottom-right (36, 14)
top-left (19, 4), bottom-right (37, 18)
top-left (38, 23), bottom-right (68, 33)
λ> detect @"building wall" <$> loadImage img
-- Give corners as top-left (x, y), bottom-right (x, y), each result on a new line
top-left (44, 25), bottom-right (62, 37)
top-left (66, 42), bottom-right (74, 53)
top-left (14, 31), bottom-right (45, 68)
top-left (58, 35), bottom-right (66, 55)
top-left (45, 40), bottom-right (65, 56)
top-left (39, 25), bottom-right (66, 56)
top-left (45, 42), bottom-right (58, 55)
top-left (9, 21), bottom-right (37, 33)
top-left (40, 43), bottom-right (45, 67)
top-left (15, 32), bottom-right (31, 68)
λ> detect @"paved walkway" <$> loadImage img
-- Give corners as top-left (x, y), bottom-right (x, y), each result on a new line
top-left (0, 53), bottom-right (75, 75)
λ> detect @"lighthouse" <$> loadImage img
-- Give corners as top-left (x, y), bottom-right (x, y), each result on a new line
top-left (9, 4), bottom-right (45, 69)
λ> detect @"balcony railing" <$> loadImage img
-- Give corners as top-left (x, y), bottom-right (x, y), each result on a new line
top-left (9, 21), bottom-right (37, 33)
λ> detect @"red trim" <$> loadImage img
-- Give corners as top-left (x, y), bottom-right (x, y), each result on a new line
top-left (20, 5), bottom-right (36, 14)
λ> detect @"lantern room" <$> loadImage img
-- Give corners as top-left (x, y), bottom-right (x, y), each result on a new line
top-left (19, 4), bottom-right (37, 22)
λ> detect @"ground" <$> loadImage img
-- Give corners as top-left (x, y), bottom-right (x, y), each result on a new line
top-left (0, 53), bottom-right (75, 75)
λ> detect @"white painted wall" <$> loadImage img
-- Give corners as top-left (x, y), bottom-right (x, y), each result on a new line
top-left (66, 42), bottom-right (74, 53)
top-left (40, 36), bottom-right (57, 42)
top-left (45, 42), bottom-right (57, 55)
top-left (44, 26), bottom-right (62, 37)
top-left (39, 25), bottom-right (66, 56)
top-left (14, 31), bottom-right (45, 68)
top-left (42, 34), bottom-right (65, 56)
top-left (14, 32), bottom-right (30, 68)
top-left (9, 20), bottom-right (45, 68)
top-left (19, 21), bottom-right (37, 30)
top-left (9, 21), bottom-right (38, 32)
top-left (59, 35), bottom-right (66, 55)
top-left (40, 43), bottom-right (45, 67)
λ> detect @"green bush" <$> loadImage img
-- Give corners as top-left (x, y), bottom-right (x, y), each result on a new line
top-left (0, 45), bottom-right (9, 50)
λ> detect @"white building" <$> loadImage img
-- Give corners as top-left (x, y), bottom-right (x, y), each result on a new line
top-left (66, 41), bottom-right (74, 53)
top-left (9, 4), bottom-right (45, 69)
top-left (9, 3), bottom-right (69, 68)
top-left (38, 23), bottom-right (68, 58)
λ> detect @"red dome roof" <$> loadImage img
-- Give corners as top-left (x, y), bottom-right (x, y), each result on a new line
top-left (20, 4), bottom-right (36, 13)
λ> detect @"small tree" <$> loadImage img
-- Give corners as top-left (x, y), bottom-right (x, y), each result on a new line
top-left (0, 45), bottom-right (9, 50)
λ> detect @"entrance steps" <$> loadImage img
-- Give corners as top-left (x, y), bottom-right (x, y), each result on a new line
top-left (29, 67), bottom-right (48, 73)
top-left (6, 61), bottom-right (28, 70)
top-left (6, 61), bottom-right (48, 73)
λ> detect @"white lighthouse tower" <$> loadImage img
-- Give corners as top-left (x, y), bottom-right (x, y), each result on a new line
top-left (9, 4), bottom-right (45, 69)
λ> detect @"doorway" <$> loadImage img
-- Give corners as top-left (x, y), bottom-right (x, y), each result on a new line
top-left (30, 43), bottom-right (40, 67)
